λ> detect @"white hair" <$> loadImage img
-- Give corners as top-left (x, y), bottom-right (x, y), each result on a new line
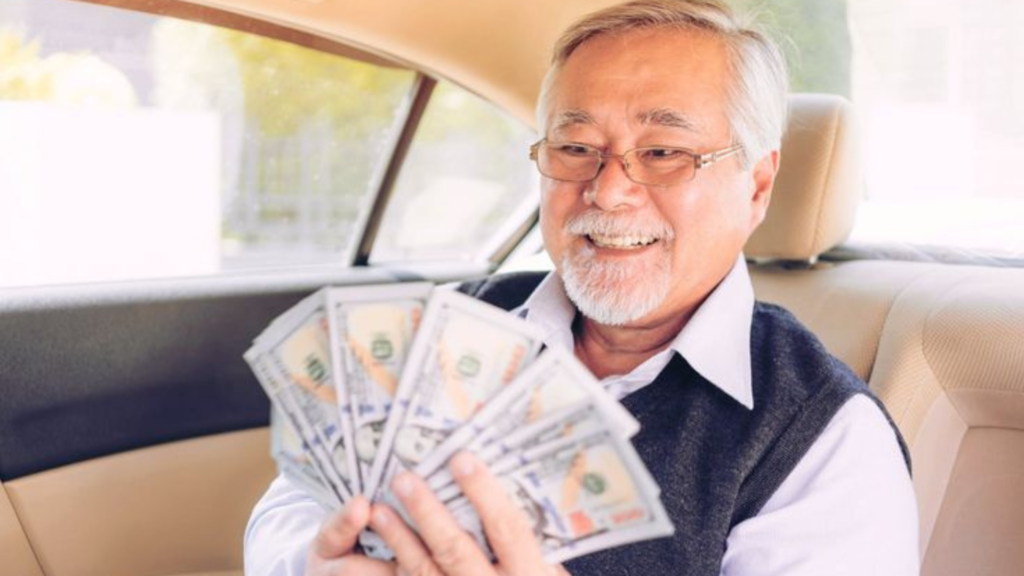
top-left (537, 0), bottom-right (788, 168)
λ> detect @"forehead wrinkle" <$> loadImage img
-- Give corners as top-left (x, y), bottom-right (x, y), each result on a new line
top-left (637, 108), bottom-right (703, 133)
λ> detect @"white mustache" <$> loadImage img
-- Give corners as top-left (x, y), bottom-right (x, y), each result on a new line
top-left (563, 210), bottom-right (675, 240)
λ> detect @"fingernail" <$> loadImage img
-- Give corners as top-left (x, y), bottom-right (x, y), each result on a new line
top-left (393, 473), bottom-right (414, 498)
top-left (452, 452), bottom-right (476, 478)
top-left (372, 508), bottom-right (389, 528)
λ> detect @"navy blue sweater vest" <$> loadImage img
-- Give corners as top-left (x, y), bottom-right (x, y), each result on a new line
top-left (458, 272), bottom-right (910, 575)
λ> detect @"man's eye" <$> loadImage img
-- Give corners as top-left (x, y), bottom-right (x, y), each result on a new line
top-left (639, 148), bottom-right (686, 162)
top-left (555, 145), bottom-right (593, 157)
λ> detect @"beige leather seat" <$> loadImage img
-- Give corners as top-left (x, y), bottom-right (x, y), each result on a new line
top-left (749, 93), bottom-right (1024, 576)
top-left (1, 429), bottom-right (273, 576)
top-left (747, 94), bottom-right (925, 383)
top-left (873, 266), bottom-right (1024, 576)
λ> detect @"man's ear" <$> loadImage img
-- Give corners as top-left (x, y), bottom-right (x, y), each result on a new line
top-left (749, 149), bottom-right (780, 231)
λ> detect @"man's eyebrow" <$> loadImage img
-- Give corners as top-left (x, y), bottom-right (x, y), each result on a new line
top-left (551, 109), bottom-right (596, 132)
top-left (637, 108), bottom-right (702, 132)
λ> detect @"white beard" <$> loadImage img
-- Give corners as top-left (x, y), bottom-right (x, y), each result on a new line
top-left (559, 211), bottom-right (674, 326)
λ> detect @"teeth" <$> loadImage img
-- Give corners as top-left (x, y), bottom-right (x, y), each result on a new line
top-left (588, 234), bottom-right (658, 249)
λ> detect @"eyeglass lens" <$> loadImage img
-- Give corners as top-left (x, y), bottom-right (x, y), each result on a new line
top-left (537, 144), bottom-right (696, 186)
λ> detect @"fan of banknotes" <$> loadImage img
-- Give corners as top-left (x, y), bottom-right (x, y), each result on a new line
top-left (244, 282), bottom-right (674, 563)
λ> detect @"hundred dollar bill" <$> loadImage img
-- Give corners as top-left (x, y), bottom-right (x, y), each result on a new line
top-left (326, 282), bottom-right (432, 491)
top-left (417, 348), bottom-right (638, 491)
top-left (445, 428), bottom-right (673, 564)
top-left (364, 289), bottom-right (544, 500)
top-left (250, 290), bottom-right (357, 498)
top-left (430, 397), bottom-right (638, 504)
top-left (245, 349), bottom-right (348, 505)
top-left (270, 406), bottom-right (339, 509)
top-left (428, 401), bottom-right (626, 498)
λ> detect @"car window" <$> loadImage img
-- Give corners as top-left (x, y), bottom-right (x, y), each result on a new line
top-left (0, 0), bottom-right (538, 289)
top-left (0, 0), bottom-right (415, 288)
top-left (369, 81), bottom-right (539, 265)
top-left (735, 0), bottom-right (1024, 259)
top-left (846, 0), bottom-right (1024, 258)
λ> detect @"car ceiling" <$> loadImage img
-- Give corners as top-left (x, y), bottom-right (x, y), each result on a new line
top-left (109, 0), bottom-right (624, 126)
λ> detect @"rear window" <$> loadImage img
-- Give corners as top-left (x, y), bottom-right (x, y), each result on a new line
top-left (737, 0), bottom-right (1024, 259)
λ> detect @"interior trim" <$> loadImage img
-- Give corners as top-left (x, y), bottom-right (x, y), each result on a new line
top-left (352, 75), bottom-right (438, 266)
top-left (0, 262), bottom-right (485, 310)
top-left (74, 0), bottom-right (404, 68)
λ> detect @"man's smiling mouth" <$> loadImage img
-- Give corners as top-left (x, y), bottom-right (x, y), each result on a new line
top-left (586, 234), bottom-right (660, 249)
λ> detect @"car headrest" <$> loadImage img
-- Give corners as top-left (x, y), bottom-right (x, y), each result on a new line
top-left (745, 93), bottom-right (862, 262)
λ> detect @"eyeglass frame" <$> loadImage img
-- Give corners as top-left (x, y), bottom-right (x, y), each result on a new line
top-left (528, 138), bottom-right (744, 186)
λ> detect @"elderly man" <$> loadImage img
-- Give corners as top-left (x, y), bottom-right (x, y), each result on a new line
top-left (245, 1), bottom-right (919, 574)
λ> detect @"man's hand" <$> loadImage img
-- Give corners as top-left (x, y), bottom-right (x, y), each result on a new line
top-left (369, 451), bottom-right (569, 576)
top-left (306, 495), bottom-right (395, 576)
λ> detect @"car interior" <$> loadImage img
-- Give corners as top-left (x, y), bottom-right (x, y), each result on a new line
top-left (1, 1), bottom-right (1022, 575)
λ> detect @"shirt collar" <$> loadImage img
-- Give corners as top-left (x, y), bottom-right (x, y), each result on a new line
top-left (514, 253), bottom-right (754, 410)
top-left (514, 271), bottom-right (578, 352)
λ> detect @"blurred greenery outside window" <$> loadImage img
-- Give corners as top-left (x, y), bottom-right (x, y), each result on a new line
top-left (0, 0), bottom-right (535, 289)
top-left (731, 0), bottom-right (852, 96)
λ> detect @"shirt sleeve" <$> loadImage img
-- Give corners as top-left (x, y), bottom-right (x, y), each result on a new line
top-left (720, 394), bottom-right (919, 576)
top-left (243, 473), bottom-right (330, 576)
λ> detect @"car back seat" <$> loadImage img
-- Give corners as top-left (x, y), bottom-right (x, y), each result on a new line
top-left (748, 93), bottom-right (1024, 576)
top-left (0, 483), bottom-right (43, 576)
top-left (872, 265), bottom-right (1024, 576)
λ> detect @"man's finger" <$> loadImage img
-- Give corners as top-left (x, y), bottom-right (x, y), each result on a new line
top-left (369, 504), bottom-right (440, 576)
top-left (321, 553), bottom-right (398, 576)
top-left (391, 471), bottom-right (494, 576)
top-left (311, 496), bottom-right (371, 559)
top-left (450, 452), bottom-right (549, 574)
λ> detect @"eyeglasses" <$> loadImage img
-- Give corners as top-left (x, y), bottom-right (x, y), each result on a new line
top-left (528, 139), bottom-right (744, 187)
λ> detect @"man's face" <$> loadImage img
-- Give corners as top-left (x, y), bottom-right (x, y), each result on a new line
top-left (539, 27), bottom-right (777, 327)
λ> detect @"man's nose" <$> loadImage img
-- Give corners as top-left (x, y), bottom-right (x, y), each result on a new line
top-left (584, 155), bottom-right (647, 211)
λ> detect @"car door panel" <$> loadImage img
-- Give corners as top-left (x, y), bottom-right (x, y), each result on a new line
top-left (0, 288), bottom-right (294, 481)
top-left (0, 265), bottom-right (482, 576)
top-left (7, 429), bottom-right (271, 576)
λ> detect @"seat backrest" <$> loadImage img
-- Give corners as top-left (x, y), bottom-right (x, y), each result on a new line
top-left (870, 266), bottom-right (1024, 576)
top-left (749, 93), bottom-right (1024, 576)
